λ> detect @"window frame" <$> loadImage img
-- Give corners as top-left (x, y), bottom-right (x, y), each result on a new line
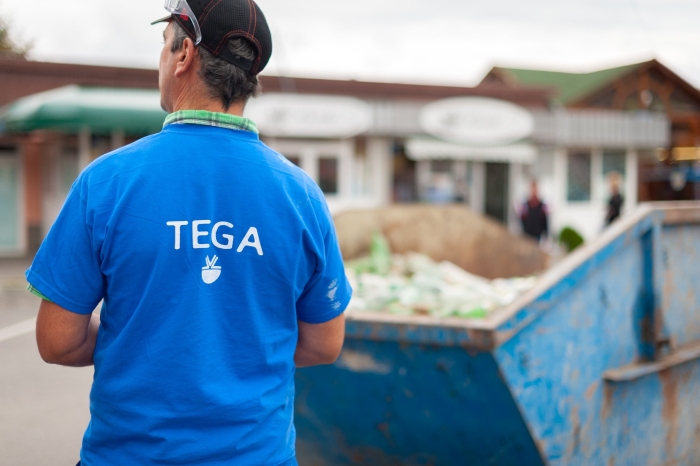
top-left (0, 147), bottom-right (26, 256)
top-left (261, 139), bottom-right (354, 200)
top-left (566, 149), bottom-right (593, 203)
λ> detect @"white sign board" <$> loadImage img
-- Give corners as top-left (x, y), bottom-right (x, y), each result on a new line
top-left (245, 93), bottom-right (372, 139)
top-left (419, 97), bottom-right (535, 145)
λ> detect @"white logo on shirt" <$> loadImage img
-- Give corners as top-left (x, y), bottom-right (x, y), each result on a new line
top-left (166, 220), bottom-right (264, 255)
top-left (202, 255), bottom-right (222, 284)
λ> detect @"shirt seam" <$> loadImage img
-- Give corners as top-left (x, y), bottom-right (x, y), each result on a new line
top-left (297, 306), bottom-right (347, 325)
top-left (297, 291), bottom-right (350, 325)
top-left (25, 273), bottom-right (97, 315)
top-left (27, 284), bottom-right (53, 302)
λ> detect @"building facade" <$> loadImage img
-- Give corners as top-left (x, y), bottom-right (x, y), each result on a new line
top-left (0, 58), bottom-right (680, 257)
top-left (482, 59), bottom-right (700, 203)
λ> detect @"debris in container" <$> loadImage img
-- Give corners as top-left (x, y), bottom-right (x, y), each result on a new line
top-left (345, 234), bottom-right (538, 319)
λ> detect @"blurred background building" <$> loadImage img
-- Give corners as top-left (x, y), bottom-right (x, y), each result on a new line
top-left (2, 57), bottom-right (699, 257)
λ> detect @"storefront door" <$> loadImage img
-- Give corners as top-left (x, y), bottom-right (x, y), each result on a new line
top-left (485, 162), bottom-right (510, 224)
top-left (0, 151), bottom-right (21, 254)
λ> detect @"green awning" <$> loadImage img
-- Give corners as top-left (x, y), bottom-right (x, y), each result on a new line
top-left (0, 85), bottom-right (167, 135)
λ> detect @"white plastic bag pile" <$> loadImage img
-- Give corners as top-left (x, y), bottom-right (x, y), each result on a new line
top-left (344, 234), bottom-right (537, 319)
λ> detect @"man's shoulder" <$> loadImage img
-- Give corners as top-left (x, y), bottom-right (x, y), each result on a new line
top-left (83, 133), bottom-right (163, 173)
top-left (258, 143), bottom-right (327, 205)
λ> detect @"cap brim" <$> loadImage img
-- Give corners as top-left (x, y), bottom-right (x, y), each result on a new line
top-left (150, 15), bottom-right (172, 26)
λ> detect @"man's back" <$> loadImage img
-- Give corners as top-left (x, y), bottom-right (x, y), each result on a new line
top-left (28, 122), bottom-right (350, 465)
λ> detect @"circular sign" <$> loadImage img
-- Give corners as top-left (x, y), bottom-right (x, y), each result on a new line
top-left (419, 97), bottom-right (535, 145)
top-left (245, 93), bottom-right (372, 139)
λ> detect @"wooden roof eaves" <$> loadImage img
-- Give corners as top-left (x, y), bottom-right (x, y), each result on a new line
top-left (568, 59), bottom-right (700, 109)
top-left (647, 59), bottom-right (700, 104)
top-left (0, 58), bottom-right (159, 87)
top-left (259, 75), bottom-right (554, 107)
top-left (0, 58), bottom-right (553, 108)
top-left (482, 67), bottom-right (522, 87)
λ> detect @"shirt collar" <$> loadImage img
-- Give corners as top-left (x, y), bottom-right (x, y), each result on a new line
top-left (163, 110), bottom-right (258, 134)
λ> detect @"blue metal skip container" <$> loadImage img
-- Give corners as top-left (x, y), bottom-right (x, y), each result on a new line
top-left (294, 203), bottom-right (700, 466)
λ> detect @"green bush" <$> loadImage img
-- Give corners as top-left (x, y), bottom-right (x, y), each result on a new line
top-left (559, 227), bottom-right (584, 253)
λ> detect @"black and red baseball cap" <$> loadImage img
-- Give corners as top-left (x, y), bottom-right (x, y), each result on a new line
top-left (152, 0), bottom-right (272, 75)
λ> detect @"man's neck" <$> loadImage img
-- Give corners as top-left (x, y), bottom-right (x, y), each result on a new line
top-left (172, 102), bottom-right (246, 117)
top-left (170, 87), bottom-right (245, 116)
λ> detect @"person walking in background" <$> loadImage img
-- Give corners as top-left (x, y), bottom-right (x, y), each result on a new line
top-left (520, 180), bottom-right (549, 242)
top-left (25, 1), bottom-right (350, 464)
top-left (605, 172), bottom-right (624, 226)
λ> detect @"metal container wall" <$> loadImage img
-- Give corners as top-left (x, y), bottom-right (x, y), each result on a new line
top-left (295, 203), bottom-right (700, 466)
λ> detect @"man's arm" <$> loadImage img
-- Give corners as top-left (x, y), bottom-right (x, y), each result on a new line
top-left (295, 313), bottom-right (345, 368)
top-left (36, 300), bottom-right (100, 367)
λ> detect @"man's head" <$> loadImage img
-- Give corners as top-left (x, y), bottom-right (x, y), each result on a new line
top-left (609, 172), bottom-right (621, 195)
top-left (155, 0), bottom-right (272, 114)
top-left (530, 180), bottom-right (539, 199)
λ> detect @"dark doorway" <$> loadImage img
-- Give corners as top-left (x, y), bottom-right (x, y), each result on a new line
top-left (485, 162), bottom-right (509, 224)
top-left (392, 143), bottom-right (418, 203)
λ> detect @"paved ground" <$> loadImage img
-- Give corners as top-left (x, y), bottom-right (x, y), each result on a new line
top-left (0, 260), bottom-right (92, 465)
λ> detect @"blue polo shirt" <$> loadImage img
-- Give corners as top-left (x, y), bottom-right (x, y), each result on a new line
top-left (26, 111), bottom-right (351, 465)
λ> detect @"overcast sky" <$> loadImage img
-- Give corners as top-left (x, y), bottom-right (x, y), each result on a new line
top-left (2, 0), bottom-right (699, 87)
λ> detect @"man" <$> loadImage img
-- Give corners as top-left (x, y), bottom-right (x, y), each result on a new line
top-left (520, 180), bottom-right (549, 242)
top-left (26, 1), bottom-right (350, 464)
top-left (605, 172), bottom-right (624, 226)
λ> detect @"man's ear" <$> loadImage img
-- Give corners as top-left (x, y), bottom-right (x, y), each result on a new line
top-left (174, 37), bottom-right (197, 78)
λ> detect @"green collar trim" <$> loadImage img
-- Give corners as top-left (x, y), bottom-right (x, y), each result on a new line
top-left (164, 110), bottom-right (258, 134)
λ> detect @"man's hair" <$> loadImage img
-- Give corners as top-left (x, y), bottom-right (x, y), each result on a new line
top-left (171, 21), bottom-right (261, 110)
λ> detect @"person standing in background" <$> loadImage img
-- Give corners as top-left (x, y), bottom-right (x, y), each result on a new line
top-left (520, 180), bottom-right (549, 242)
top-left (605, 172), bottom-right (624, 226)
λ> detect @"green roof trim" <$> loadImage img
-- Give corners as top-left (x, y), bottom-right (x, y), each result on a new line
top-left (0, 85), bottom-right (167, 135)
top-left (496, 62), bottom-right (643, 105)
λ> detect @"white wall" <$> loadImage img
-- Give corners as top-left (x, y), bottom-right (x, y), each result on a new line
top-left (543, 147), bottom-right (639, 242)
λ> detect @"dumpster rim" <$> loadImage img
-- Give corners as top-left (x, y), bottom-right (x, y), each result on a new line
top-left (344, 202), bottom-right (700, 350)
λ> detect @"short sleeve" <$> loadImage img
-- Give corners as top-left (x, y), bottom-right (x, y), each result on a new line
top-left (25, 182), bottom-right (105, 315)
top-left (296, 202), bottom-right (352, 324)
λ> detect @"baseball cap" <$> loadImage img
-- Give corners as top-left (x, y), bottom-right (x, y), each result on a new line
top-left (152, 0), bottom-right (273, 75)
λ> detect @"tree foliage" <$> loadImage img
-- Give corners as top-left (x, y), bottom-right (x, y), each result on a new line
top-left (0, 13), bottom-right (31, 58)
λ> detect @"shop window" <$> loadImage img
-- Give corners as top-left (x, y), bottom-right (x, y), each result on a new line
top-left (318, 157), bottom-right (338, 194)
top-left (567, 151), bottom-right (591, 202)
top-left (424, 160), bottom-right (456, 203)
top-left (91, 135), bottom-right (112, 161)
top-left (603, 151), bottom-right (626, 177)
top-left (125, 135), bottom-right (147, 145)
top-left (392, 144), bottom-right (417, 203)
top-left (0, 151), bottom-right (20, 249)
top-left (59, 148), bottom-right (79, 195)
top-left (284, 155), bottom-right (301, 167)
top-left (485, 162), bottom-right (509, 224)
top-left (431, 160), bottom-right (452, 173)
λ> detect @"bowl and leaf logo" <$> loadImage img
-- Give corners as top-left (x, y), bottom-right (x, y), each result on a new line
top-left (202, 255), bottom-right (222, 284)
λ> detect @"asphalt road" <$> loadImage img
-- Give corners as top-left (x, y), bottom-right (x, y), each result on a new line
top-left (0, 263), bottom-right (93, 466)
